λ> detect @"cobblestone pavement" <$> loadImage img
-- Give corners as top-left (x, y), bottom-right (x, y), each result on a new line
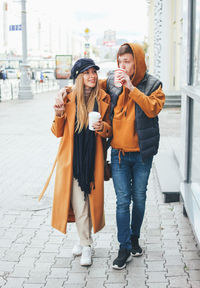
top-left (0, 92), bottom-right (200, 288)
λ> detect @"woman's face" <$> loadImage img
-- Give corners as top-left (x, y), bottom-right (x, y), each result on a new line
top-left (83, 67), bottom-right (98, 88)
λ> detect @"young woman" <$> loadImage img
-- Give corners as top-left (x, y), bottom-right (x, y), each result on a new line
top-left (39, 58), bottom-right (112, 266)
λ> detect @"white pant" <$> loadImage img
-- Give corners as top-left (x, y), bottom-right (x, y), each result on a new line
top-left (71, 178), bottom-right (93, 246)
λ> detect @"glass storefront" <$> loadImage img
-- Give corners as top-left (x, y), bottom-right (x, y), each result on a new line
top-left (180, 0), bottom-right (200, 245)
top-left (193, 1), bottom-right (200, 86)
top-left (190, 100), bottom-right (200, 186)
top-left (190, 0), bottom-right (200, 186)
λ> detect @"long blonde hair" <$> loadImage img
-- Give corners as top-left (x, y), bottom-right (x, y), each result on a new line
top-left (72, 73), bottom-right (100, 133)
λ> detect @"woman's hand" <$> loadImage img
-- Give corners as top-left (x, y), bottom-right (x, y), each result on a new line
top-left (93, 118), bottom-right (104, 132)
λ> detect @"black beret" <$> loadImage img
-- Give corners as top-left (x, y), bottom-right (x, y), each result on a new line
top-left (70, 58), bottom-right (100, 81)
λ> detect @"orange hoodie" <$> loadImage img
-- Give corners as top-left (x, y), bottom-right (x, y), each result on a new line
top-left (100, 43), bottom-right (165, 152)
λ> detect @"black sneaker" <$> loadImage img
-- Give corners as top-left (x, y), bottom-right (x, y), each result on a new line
top-left (131, 235), bottom-right (143, 257)
top-left (112, 247), bottom-right (132, 270)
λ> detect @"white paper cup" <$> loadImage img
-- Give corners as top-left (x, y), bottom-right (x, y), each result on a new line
top-left (89, 112), bottom-right (101, 131)
top-left (114, 68), bottom-right (126, 87)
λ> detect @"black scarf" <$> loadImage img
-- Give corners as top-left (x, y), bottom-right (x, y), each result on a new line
top-left (73, 99), bottom-right (98, 199)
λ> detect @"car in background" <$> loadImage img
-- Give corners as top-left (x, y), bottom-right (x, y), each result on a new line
top-left (97, 61), bottom-right (118, 79)
top-left (41, 69), bottom-right (55, 80)
top-left (5, 68), bottom-right (18, 79)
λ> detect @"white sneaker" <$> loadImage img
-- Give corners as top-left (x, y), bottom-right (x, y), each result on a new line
top-left (72, 243), bottom-right (82, 256)
top-left (80, 246), bottom-right (92, 266)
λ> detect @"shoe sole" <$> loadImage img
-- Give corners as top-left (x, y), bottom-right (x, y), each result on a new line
top-left (80, 261), bottom-right (92, 266)
top-left (73, 252), bottom-right (82, 257)
top-left (112, 255), bottom-right (132, 270)
top-left (131, 251), bottom-right (143, 257)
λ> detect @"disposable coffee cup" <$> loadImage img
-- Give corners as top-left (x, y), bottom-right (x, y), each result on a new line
top-left (114, 68), bottom-right (126, 87)
top-left (89, 112), bottom-right (101, 131)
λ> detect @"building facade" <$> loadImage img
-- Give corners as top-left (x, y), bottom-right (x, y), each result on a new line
top-left (147, 0), bottom-right (182, 106)
top-left (0, 1), bottom-right (9, 56)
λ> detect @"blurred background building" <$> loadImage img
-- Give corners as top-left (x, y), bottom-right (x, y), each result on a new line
top-left (0, 0), bottom-right (85, 66)
top-left (147, 0), bottom-right (182, 107)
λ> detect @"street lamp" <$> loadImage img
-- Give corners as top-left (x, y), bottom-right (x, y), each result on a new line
top-left (18, 0), bottom-right (33, 99)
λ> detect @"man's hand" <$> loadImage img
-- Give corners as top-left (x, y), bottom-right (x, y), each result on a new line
top-left (53, 86), bottom-right (72, 116)
top-left (117, 71), bottom-right (135, 91)
top-left (54, 88), bottom-right (65, 116)
top-left (63, 86), bottom-right (72, 100)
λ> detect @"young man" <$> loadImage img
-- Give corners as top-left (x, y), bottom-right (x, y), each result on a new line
top-left (100, 43), bottom-right (165, 269)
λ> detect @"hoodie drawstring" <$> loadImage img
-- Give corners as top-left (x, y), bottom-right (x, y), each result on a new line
top-left (118, 149), bottom-right (125, 165)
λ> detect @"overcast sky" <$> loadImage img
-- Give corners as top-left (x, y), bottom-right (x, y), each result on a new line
top-left (7, 0), bottom-right (148, 55)
top-left (27, 0), bottom-right (148, 42)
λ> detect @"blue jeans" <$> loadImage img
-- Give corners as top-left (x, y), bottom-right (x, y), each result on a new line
top-left (111, 149), bottom-right (153, 250)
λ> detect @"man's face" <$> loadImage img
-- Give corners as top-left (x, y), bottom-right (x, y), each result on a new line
top-left (118, 53), bottom-right (135, 78)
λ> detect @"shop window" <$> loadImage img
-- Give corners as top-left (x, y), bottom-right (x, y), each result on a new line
top-left (190, 100), bottom-right (200, 185)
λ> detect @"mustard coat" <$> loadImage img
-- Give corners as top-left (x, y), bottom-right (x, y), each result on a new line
top-left (39, 89), bottom-right (112, 234)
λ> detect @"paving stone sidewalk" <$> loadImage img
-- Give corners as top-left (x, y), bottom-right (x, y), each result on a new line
top-left (0, 92), bottom-right (200, 288)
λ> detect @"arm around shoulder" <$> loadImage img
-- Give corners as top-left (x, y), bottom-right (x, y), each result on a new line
top-left (99, 79), bottom-right (107, 91)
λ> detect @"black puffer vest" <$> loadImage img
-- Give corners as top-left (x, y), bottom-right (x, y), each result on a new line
top-left (106, 72), bottom-right (162, 162)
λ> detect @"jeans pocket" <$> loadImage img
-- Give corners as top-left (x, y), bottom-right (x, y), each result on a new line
top-left (111, 148), bottom-right (118, 162)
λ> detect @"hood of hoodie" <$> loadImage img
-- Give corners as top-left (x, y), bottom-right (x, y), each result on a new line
top-left (117, 43), bottom-right (147, 87)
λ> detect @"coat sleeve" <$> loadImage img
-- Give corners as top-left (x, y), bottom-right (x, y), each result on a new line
top-left (51, 114), bottom-right (66, 138)
top-left (97, 94), bottom-right (112, 138)
top-left (128, 85), bottom-right (165, 118)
